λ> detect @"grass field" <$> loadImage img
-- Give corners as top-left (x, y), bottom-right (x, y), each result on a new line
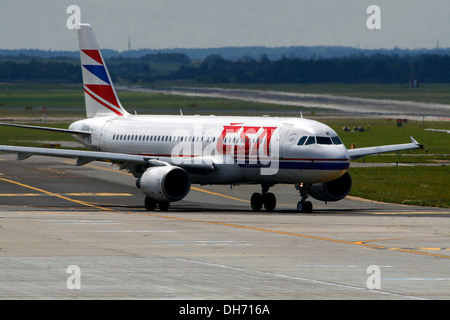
top-left (0, 82), bottom-right (448, 208)
top-left (350, 166), bottom-right (449, 208)
top-left (325, 118), bottom-right (449, 163)
top-left (0, 83), bottom-right (323, 117)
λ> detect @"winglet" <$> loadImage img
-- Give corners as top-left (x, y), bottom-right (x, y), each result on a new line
top-left (410, 136), bottom-right (423, 149)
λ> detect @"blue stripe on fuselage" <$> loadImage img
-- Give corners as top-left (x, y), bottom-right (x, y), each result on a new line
top-left (237, 160), bottom-right (349, 170)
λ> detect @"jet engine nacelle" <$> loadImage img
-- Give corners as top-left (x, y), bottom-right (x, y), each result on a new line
top-left (308, 172), bottom-right (352, 202)
top-left (138, 165), bottom-right (191, 202)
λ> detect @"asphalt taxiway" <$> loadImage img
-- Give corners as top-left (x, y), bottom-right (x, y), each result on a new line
top-left (0, 155), bottom-right (449, 300)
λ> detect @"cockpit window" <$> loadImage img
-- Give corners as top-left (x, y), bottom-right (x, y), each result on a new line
top-left (297, 136), bottom-right (307, 145)
top-left (316, 136), bottom-right (332, 145)
top-left (331, 136), bottom-right (343, 145)
top-left (305, 136), bottom-right (316, 145)
top-left (297, 135), bottom-right (343, 146)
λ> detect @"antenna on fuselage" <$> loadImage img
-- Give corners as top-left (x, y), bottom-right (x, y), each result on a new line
top-left (300, 111), bottom-right (303, 118)
top-left (180, 109), bottom-right (184, 116)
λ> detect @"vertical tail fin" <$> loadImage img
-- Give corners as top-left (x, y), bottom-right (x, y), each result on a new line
top-left (77, 24), bottom-right (129, 118)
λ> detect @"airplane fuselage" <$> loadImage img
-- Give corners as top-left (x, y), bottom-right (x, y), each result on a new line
top-left (69, 114), bottom-right (350, 185)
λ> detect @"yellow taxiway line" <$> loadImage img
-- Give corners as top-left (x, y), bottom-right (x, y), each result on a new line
top-left (0, 193), bottom-right (133, 197)
top-left (1, 162), bottom-right (448, 260)
top-left (0, 177), bottom-right (116, 212)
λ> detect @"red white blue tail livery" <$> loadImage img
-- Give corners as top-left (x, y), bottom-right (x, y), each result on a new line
top-left (78, 24), bottom-right (129, 118)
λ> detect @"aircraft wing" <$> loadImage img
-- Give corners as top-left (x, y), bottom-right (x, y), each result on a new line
top-left (0, 123), bottom-right (91, 136)
top-left (347, 137), bottom-right (422, 160)
top-left (424, 128), bottom-right (450, 134)
top-left (0, 145), bottom-right (215, 173)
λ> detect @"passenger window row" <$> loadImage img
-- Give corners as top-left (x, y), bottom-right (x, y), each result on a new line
top-left (112, 134), bottom-right (209, 142)
top-left (297, 136), bottom-right (343, 146)
top-left (112, 134), bottom-right (268, 144)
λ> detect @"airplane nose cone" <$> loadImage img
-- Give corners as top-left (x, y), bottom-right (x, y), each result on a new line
top-left (320, 145), bottom-right (350, 178)
top-left (341, 145), bottom-right (350, 162)
top-left (328, 144), bottom-right (350, 163)
top-left (338, 145), bottom-right (350, 167)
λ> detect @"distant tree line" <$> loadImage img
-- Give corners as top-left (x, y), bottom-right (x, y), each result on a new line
top-left (2, 46), bottom-right (449, 61)
top-left (1, 53), bottom-right (450, 84)
top-left (0, 59), bottom-right (81, 83)
top-left (169, 53), bottom-right (450, 84)
top-left (106, 53), bottom-right (190, 83)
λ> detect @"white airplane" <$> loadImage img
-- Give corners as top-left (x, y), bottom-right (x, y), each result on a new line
top-left (0, 24), bottom-right (422, 213)
top-left (424, 128), bottom-right (450, 134)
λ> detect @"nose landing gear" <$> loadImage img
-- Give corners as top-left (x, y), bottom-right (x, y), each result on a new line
top-left (296, 200), bottom-right (313, 213)
top-left (295, 183), bottom-right (313, 213)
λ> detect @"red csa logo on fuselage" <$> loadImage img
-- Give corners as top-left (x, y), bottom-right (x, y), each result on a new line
top-left (216, 124), bottom-right (278, 158)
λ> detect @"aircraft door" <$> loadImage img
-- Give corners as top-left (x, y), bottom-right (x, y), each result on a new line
top-left (100, 120), bottom-right (114, 151)
top-left (278, 124), bottom-right (294, 159)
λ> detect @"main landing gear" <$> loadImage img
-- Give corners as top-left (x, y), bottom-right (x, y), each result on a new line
top-left (250, 183), bottom-right (276, 212)
top-left (145, 196), bottom-right (170, 212)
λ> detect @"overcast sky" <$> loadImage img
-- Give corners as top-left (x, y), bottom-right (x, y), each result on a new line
top-left (0, 0), bottom-right (448, 51)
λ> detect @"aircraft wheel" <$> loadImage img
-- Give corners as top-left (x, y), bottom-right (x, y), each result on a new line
top-left (250, 193), bottom-right (263, 211)
top-left (158, 202), bottom-right (170, 211)
top-left (263, 192), bottom-right (276, 212)
top-left (303, 201), bottom-right (313, 213)
top-left (145, 197), bottom-right (157, 211)
top-left (296, 201), bottom-right (303, 213)
top-left (297, 201), bottom-right (313, 213)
